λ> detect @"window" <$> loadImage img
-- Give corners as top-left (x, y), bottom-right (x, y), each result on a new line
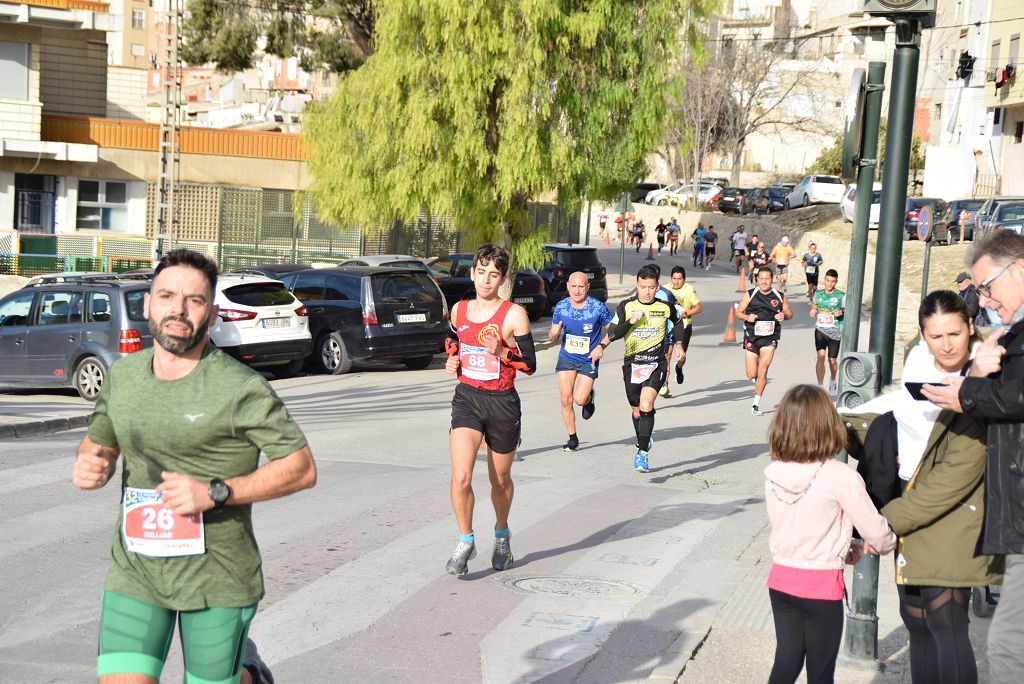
top-left (0, 292), bottom-right (34, 327)
top-left (324, 274), bottom-right (360, 301)
top-left (1016, 121), bottom-right (1024, 144)
top-left (37, 292), bottom-right (84, 326)
top-left (0, 40), bottom-right (29, 101)
top-left (371, 273), bottom-right (438, 305)
top-left (77, 180), bottom-right (129, 231)
top-left (429, 258), bottom-right (453, 277)
top-left (291, 272), bottom-right (324, 302)
top-left (124, 290), bottom-right (147, 321)
top-left (1010, 35), bottom-right (1020, 67)
top-left (222, 283), bottom-right (296, 307)
top-left (87, 293), bottom-right (112, 323)
top-left (131, 10), bottom-right (145, 29)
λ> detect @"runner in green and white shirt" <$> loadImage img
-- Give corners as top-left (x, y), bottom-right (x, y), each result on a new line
top-left (73, 249), bottom-right (317, 684)
top-left (809, 268), bottom-right (845, 397)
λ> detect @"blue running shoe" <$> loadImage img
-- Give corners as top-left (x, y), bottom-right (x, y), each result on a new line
top-left (634, 450), bottom-right (650, 473)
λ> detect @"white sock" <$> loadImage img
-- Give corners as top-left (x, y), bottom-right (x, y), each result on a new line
top-left (753, 394), bottom-right (762, 407)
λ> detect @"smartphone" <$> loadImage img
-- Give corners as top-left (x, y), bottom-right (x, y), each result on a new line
top-left (905, 382), bottom-right (946, 401)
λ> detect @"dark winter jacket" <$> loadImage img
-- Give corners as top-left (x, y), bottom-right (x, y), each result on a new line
top-left (960, 319), bottom-right (1024, 554)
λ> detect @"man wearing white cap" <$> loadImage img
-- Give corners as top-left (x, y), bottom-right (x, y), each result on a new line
top-left (770, 236), bottom-right (797, 291)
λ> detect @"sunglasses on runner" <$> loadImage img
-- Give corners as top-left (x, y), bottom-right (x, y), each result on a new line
top-left (977, 262), bottom-right (1015, 298)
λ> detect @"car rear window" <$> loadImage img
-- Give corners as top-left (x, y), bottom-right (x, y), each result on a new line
top-left (999, 204), bottom-right (1024, 221)
top-left (959, 200), bottom-right (983, 211)
top-left (222, 283), bottom-right (296, 307)
top-left (552, 249), bottom-right (602, 268)
top-left (813, 176), bottom-right (843, 184)
top-left (767, 187), bottom-right (787, 198)
top-left (382, 260), bottom-right (430, 272)
top-left (124, 289), bottom-right (147, 321)
top-left (371, 272), bottom-right (439, 305)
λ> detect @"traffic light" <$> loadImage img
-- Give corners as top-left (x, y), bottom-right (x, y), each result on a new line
top-left (836, 352), bottom-right (882, 409)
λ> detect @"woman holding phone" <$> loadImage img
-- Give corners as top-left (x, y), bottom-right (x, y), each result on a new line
top-left (844, 291), bottom-right (1001, 684)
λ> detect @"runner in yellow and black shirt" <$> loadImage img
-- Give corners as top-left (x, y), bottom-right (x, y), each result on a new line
top-left (600, 264), bottom-right (685, 473)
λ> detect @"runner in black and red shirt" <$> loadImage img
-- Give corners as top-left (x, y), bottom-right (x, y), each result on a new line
top-left (737, 266), bottom-right (793, 416)
top-left (443, 244), bottom-right (537, 575)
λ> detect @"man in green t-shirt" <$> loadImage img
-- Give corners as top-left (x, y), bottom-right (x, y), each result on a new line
top-left (809, 268), bottom-right (845, 397)
top-left (72, 249), bottom-right (317, 684)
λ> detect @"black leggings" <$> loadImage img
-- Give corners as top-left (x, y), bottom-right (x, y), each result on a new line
top-left (898, 585), bottom-right (977, 684)
top-left (768, 589), bottom-right (844, 684)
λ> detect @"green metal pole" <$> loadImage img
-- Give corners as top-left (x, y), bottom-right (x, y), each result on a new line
top-left (841, 62), bottom-right (886, 358)
top-left (870, 17), bottom-right (921, 386)
top-left (619, 193), bottom-right (626, 285)
top-left (584, 200), bottom-right (592, 246)
top-left (921, 238), bottom-right (932, 301)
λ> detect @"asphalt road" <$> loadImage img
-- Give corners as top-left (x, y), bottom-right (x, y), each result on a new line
top-left (0, 244), bottom-right (855, 683)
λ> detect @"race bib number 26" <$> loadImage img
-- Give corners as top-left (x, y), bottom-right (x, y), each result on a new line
top-left (123, 487), bottom-right (205, 557)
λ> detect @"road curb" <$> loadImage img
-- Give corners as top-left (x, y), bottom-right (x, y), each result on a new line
top-left (0, 414), bottom-right (91, 439)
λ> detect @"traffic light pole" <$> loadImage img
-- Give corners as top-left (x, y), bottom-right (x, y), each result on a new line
top-left (841, 62), bottom-right (886, 357)
top-left (870, 17), bottom-right (922, 386)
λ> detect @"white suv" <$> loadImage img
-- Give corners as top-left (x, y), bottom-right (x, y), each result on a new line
top-left (786, 175), bottom-right (846, 208)
top-left (210, 274), bottom-right (312, 378)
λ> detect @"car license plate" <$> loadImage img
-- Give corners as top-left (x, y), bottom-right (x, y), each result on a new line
top-left (262, 317), bottom-right (290, 328)
top-left (397, 313), bottom-right (427, 323)
top-left (514, 297), bottom-right (532, 304)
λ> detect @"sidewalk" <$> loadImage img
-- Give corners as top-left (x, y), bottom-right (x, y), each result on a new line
top-left (0, 391), bottom-right (92, 438)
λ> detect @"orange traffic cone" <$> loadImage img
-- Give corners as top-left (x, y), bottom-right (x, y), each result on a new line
top-left (724, 304), bottom-right (737, 343)
top-left (646, 243), bottom-right (655, 260)
top-left (604, 230), bottom-right (611, 247)
top-left (736, 266), bottom-right (747, 293)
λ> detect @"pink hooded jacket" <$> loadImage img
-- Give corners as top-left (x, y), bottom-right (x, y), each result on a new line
top-left (765, 459), bottom-right (897, 570)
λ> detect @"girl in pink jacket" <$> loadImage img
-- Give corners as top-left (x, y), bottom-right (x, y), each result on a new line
top-left (764, 385), bottom-right (896, 684)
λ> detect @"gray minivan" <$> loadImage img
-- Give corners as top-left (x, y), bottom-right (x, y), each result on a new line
top-left (0, 277), bottom-right (153, 399)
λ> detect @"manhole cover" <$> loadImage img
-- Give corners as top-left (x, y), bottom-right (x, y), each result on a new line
top-left (505, 575), bottom-right (639, 598)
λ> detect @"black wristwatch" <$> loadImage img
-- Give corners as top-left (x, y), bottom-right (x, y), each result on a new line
top-left (600, 341), bottom-right (610, 349)
top-left (208, 479), bottom-right (232, 510)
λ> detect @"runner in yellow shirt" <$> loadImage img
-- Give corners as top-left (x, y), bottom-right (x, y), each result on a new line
top-left (662, 266), bottom-right (703, 393)
top-left (769, 236), bottom-right (797, 291)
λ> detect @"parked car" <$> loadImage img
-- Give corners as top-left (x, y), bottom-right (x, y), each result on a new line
top-left (934, 199), bottom-right (983, 243)
top-left (989, 202), bottom-right (1024, 234)
top-left (974, 196), bottom-right (1024, 241)
top-left (230, 263), bottom-right (314, 280)
top-left (839, 183), bottom-right (882, 227)
top-left (754, 186), bottom-right (788, 214)
top-left (538, 244), bottom-right (609, 311)
top-left (903, 197), bottom-right (948, 241)
top-left (786, 175), bottom-right (846, 209)
top-left (427, 253), bottom-right (547, 321)
top-left (631, 181), bottom-right (665, 203)
top-left (645, 182), bottom-right (685, 206)
top-left (0, 276), bottom-right (153, 399)
top-left (667, 183), bottom-right (722, 207)
top-left (717, 188), bottom-right (750, 214)
top-left (338, 254), bottom-right (433, 273)
top-left (700, 177), bottom-right (729, 188)
top-left (740, 187), bottom-right (763, 215)
top-left (278, 266), bottom-right (447, 375)
top-left (209, 274), bottom-right (312, 378)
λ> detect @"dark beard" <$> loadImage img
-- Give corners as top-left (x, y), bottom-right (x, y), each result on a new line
top-left (148, 314), bottom-right (208, 354)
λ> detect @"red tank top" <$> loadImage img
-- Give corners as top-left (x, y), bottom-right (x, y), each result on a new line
top-left (455, 300), bottom-right (519, 391)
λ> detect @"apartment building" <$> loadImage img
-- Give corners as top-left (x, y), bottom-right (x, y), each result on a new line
top-left (985, 0), bottom-right (1023, 195)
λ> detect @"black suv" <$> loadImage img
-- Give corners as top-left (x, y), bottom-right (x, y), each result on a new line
top-left (0, 275), bottom-right (153, 399)
top-left (539, 244), bottom-right (608, 310)
top-left (278, 267), bottom-right (447, 374)
top-left (427, 253), bottom-right (547, 321)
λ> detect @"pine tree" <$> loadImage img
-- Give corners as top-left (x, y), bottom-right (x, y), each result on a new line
top-left (304, 0), bottom-right (715, 267)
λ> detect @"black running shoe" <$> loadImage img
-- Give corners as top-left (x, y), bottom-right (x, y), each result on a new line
top-left (675, 365), bottom-right (684, 385)
top-left (563, 435), bottom-right (580, 451)
top-left (243, 639), bottom-right (275, 684)
top-left (581, 390), bottom-right (596, 420)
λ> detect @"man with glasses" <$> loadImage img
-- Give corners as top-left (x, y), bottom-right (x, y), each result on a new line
top-left (923, 231), bottom-right (1024, 683)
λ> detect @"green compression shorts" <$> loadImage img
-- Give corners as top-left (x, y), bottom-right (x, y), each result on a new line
top-left (97, 591), bottom-right (258, 684)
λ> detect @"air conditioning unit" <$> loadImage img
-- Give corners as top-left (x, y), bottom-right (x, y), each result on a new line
top-left (986, 69), bottom-right (998, 82)
top-left (864, 0), bottom-right (936, 13)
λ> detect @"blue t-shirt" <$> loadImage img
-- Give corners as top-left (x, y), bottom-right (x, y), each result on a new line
top-left (553, 296), bottom-right (613, 363)
top-left (692, 227), bottom-right (707, 245)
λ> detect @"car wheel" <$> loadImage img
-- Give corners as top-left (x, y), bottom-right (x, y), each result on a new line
top-left (403, 355), bottom-right (433, 370)
top-left (318, 332), bottom-right (353, 375)
top-left (803, 194), bottom-right (809, 207)
top-left (74, 356), bottom-right (106, 401)
top-left (271, 358), bottom-right (304, 379)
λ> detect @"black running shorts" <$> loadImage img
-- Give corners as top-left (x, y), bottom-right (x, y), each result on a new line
top-left (806, 271), bottom-right (819, 286)
top-left (814, 329), bottom-right (841, 359)
top-left (743, 335), bottom-right (779, 354)
top-left (706, 246), bottom-right (716, 256)
top-left (681, 325), bottom-right (693, 352)
top-left (622, 360), bottom-right (668, 407)
top-left (450, 383), bottom-right (522, 454)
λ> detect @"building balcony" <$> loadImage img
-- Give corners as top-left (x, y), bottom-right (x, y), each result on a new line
top-left (41, 114), bottom-right (307, 161)
top-left (0, 0), bottom-right (115, 29)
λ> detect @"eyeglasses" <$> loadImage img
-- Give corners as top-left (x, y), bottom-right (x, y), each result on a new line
top-left (978, 262), bottom-right (1014, 298)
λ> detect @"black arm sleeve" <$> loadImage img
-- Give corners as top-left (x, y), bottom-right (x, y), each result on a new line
top-left (502, 332), bottom-right (537, 375)
top-left (606, 300), bottom-right (633, 342)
